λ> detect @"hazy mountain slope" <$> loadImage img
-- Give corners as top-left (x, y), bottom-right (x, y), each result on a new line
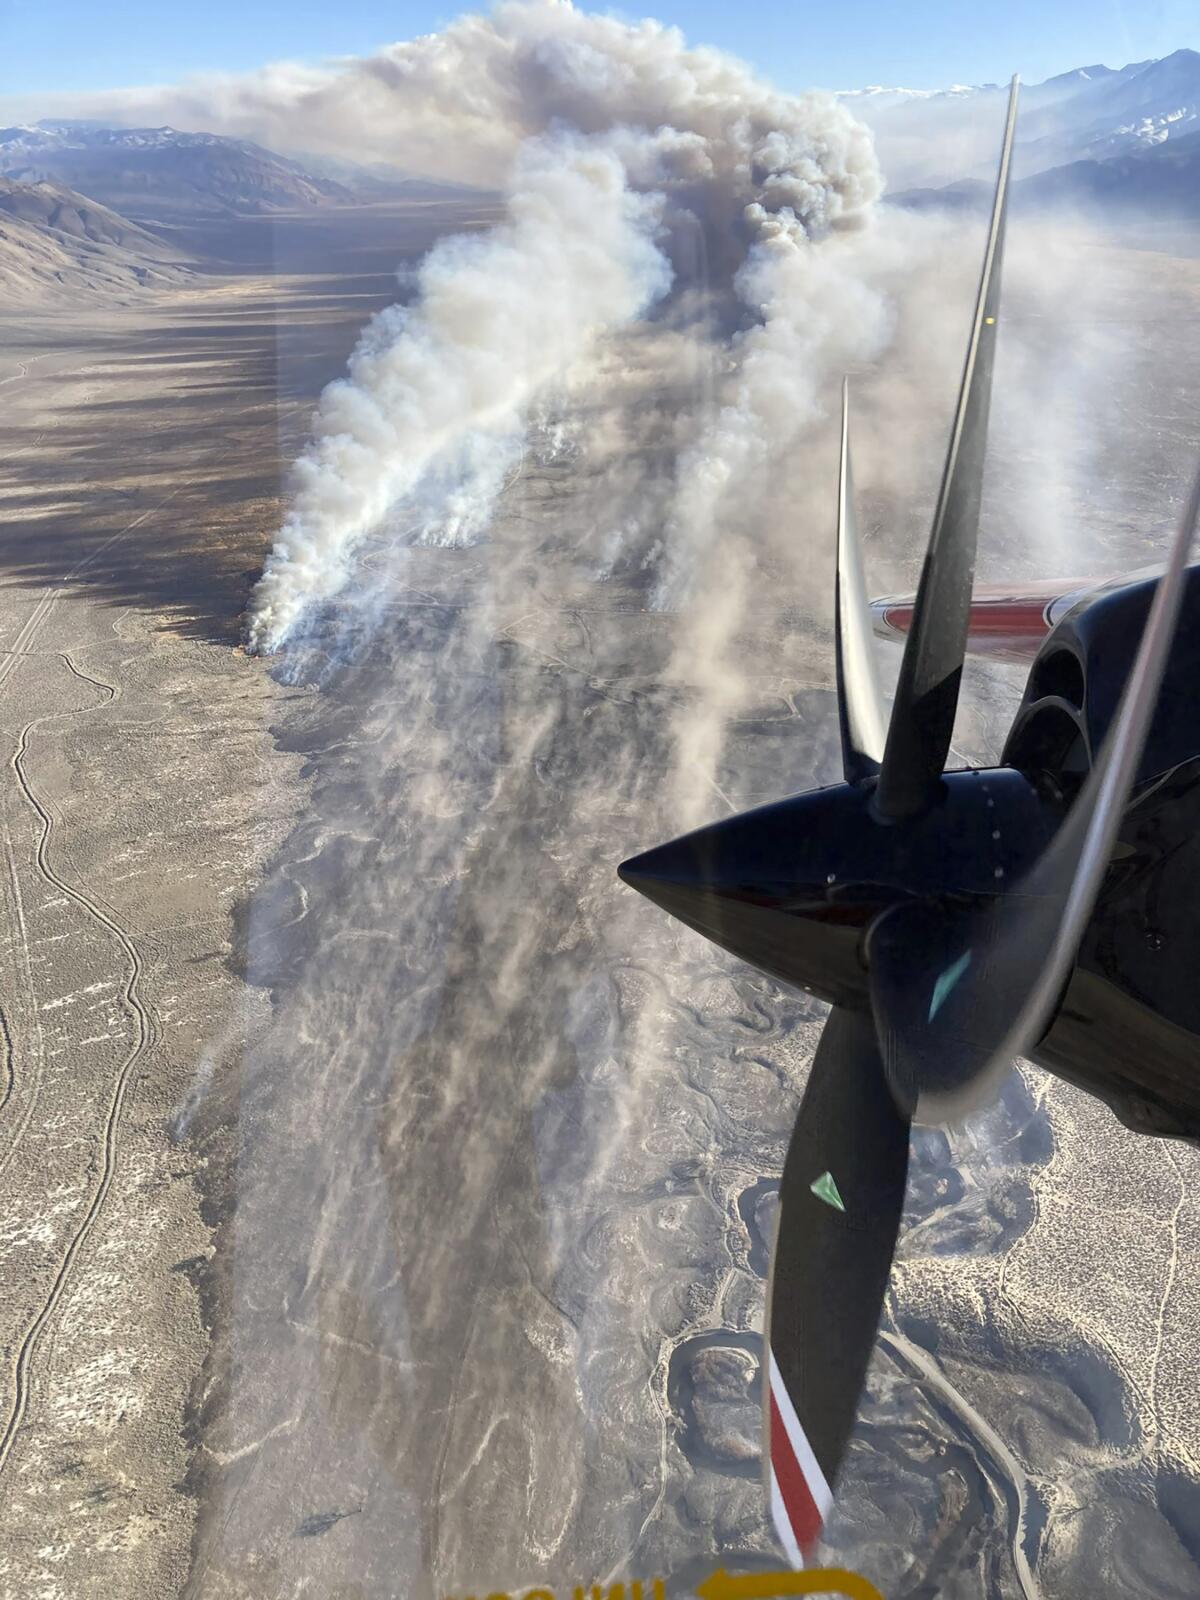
top-left (0, 175), bottom-right (194, 303)
top-left (0, 174), bottom-right (184, 252)
top-left (295, 149), bottom-right (496, 201)
top-left (1019, 128), bottom-right (1200, 217)
top-left (894, 128), bottom-right (1200, 221)
top-left (848, 49), bottom-right (1200, 190)
top-left (0, 123), bottom-right (353, 219)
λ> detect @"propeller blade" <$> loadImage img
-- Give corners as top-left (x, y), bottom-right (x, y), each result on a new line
top-left (874, 76), bottom-right (1020, 820)
top-left (764, 1006), bottom-right (911, 1566)
top-left (870, 458), bottom-right (1200, 1117)
top-left (836, 376), bottom-right (888, 783)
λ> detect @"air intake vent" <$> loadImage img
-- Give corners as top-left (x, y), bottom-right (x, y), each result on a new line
top-left (1028, 648), bottom-right (1085, 709)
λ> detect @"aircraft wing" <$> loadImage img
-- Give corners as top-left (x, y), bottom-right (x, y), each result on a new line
top-left (870, 571), bottom-right (1160, 663)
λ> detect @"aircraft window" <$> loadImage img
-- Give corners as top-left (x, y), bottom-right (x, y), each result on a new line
top-left (3, 8), bottom-right (1199, 1600)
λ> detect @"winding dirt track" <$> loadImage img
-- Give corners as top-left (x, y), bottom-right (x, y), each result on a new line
top-left (0, 494), bottom-right (174, 1477)
top-left (0, 650), bottom-right (157, 1476)
top-left (0, 1000), bottom-right (12, 1119)
top-left (0, 356), bottom-right (45, 390)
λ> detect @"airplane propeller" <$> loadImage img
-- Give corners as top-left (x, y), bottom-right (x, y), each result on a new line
top-left (619, 72), bottom-right (1200, 1567)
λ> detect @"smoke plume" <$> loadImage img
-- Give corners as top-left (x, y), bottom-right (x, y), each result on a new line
top-left (229, 0), bottom-right (884, 651)
top-left (247, 128), bottom-right (674, 650)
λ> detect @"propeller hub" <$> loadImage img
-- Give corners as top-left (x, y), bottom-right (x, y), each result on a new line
top-left (619, 766), bottom-right (1055, 1012)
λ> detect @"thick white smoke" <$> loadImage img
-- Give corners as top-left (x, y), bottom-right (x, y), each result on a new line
top-left (654, 219), bottom-right (897, 606)
top-left (248, 128), bottom-right (674, 650)
top-left (61, 1), bottom-right (877, 200)
top-left (230, 0), bottom-right (884, 651)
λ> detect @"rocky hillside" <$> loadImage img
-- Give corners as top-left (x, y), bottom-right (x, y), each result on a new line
top-left (0, 174), bottom-right (194, 304)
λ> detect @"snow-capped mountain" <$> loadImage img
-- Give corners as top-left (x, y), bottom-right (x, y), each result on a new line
top-left (1017, 50), bottom-right (1200, 168)
top-left (843, 49), bottom-right (1200, 191)
top-left (838, 83), bottom-right (980, 111)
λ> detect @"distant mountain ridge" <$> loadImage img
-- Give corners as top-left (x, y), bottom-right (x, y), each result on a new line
top-left (0, 118), bottom-right (496, 302)
top-left (0, 122), bottom-right (355, 220)
top-left (842, 49), bottom-right (1200, 192)
top-left (894, 126), bottom-right (1200, 222)
top-left (0, 121), bottom-right (492, 224)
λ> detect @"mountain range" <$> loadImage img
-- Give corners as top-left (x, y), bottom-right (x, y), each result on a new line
top-left (2, 50), bottom-right (1197, 304)
top-left (0, 122), bottom-right (489, 304)
top-left (0, 121), bottom-right (489, 223)
top-left (842, 47), bottom-right (1200, 210)
top-left (0, 122), bottom-right (358, 219)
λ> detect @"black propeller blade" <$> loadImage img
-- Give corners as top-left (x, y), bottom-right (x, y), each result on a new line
top-left (874, 76), bottom-right (1019, 820)
top-left (763, 1007), bottom-right (909, 1566)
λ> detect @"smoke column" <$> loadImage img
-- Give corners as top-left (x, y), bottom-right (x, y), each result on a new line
top-left (225, 0), bottom-right (884, 651)
top-left (247, 129), bottom-right (674, 651)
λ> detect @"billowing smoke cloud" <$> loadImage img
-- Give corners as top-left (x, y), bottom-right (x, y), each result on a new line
top-left (224, 0), bottom-right (884, 650)
top-left (654, 219), bottom-right (897, 609)
top-left (42, 1), bottom-right (876, 199)
top-left (247, 128), bottom-right (675, 650)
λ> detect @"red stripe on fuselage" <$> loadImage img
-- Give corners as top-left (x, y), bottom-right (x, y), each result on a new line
top-left (769, 1389), bottom-right (824, 1557)
top-left (875, 577), bottom-right (1131, 661)
top-left (883, 596), bottom-right (1051, 636)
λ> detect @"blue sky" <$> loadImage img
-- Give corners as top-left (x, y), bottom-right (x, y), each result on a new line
top-left (1, 0), bottom-right (1197, 99)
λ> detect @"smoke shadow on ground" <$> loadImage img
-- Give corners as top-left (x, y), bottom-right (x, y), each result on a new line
top-left (0, 310), bottom-right (283, 645)
top-left (0, 205), bottom-right (499, 647)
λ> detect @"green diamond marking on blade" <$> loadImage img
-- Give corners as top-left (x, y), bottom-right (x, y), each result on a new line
top-left (928, 949), bottom-right (972, 1021)
top-left (810, 1170), bottom-right (846, 1212)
